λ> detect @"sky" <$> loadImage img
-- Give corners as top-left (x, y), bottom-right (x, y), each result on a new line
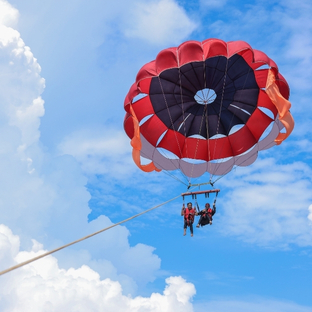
top-left (0, 0), bottom-right (311, 311)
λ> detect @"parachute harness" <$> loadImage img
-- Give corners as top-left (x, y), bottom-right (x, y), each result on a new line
top-left (182, 187), bottom-right (220, 213)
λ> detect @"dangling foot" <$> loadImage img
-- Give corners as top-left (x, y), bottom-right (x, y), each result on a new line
top-left (196, 224), bottom-right (200, 228)
top-left (209, 221), bottom-right (212, 225)
top-left (191, 233), bottom-right (193, 237)
top-left (183, 229), bottom-right (186, 236)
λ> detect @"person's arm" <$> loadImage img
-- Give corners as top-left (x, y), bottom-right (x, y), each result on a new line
top-left (212, 203), bottom-right (216, 215)
top-left (195, 203), bottom-right (200, 216)
top-left (181, 204), bottom-right (185, 216)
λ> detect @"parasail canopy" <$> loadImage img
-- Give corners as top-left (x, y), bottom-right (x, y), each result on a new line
top-left (124, 39), bottom-right (294, 179)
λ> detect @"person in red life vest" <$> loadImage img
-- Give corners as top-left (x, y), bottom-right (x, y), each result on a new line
top-left (196, 202), bottom-right (216, 228)
top-left (181, 202), bottom-right (198, 237)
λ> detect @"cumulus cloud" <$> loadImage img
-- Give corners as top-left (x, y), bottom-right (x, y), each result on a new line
top-left (0, 224), bottom-right (195, 312)
top-left (290, 139), bottom-right (312, 155)
top-left (58, 128), bottom-right (135, 177)
top-left (57, 127), bottom-right (177, 222)
top-left (0, 0), bottom-right (162, 296)
top-left (217, 157), bottom-right (312, 247)
top-left (0, 0), bottom-right (18, 27)
top-left (273, 0), bottom-right (312, 92)
top-left (0, 11), bottom-right (45, 162)
top-left (123, 0), bottom-right (197, 45)
top-left (3, 226), bottom-right (312, 312)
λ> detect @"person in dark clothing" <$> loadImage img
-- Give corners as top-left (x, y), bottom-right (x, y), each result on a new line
top-left (181, 202), bottom-right (198, 237)
top-left (196, 202), bottom-right (216, 227)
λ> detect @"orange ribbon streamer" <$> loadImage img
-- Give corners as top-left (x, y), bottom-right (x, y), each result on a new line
top-left (129, 105), bottom-right (161, 172)
top-left (266, 69), bottom-right (294, 145)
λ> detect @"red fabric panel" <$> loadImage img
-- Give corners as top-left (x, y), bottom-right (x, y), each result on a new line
top-left (258, 90), bottom-right (278, 117)
top-left (227, 40), bottom-right (251, 57)
top-left (124, 83), bottom-right (139, 111)
top-left (207, 137), bottom-right (233, 160)
top-left (202, 38), bottom-right (227, 58)
top-left (253, 49), bottom-right (278, 71)
top-left (178, 41), bottom-right (204, 65)
top-left (138, 77), bottom-right (152, 94)
top-left (184, 138), bottom-right (208, 160)
top-left (255, 69), bottom-right (269, 88)
top-left (246, 108), bottom-right (273, 141)
top-left (140, 115), bottom-right (168, 147)
top-left (251, 49), bottom-right (271, 69)
top-left (267, 58), bottom-right (278, 72)
top-left (276, 73), bottom-right (290, 99)
top-left (124, 113), bottom-right (134, 139)
top-left (132, 96), bottom-right (154, 122)
top-left (237, 48), bottom-right (254, 66)
top-left (181, 136), bottom-right (234, 160)
top-left (136, 60), bottom-right (157, 83)
top-left (157, 129), bottom-right (186, 158)
top-left (180, 138), bottom-right (208, 160)
top-left (155, 48), bottom-right (178, 74)
top-left (228, 126), bottom-right (257, 155)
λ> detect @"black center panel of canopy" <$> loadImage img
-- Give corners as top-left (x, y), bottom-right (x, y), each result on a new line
top-left (149, 54), bottom-right (259, 139)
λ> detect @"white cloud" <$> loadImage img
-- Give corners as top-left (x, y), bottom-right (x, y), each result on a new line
top-left (0, 224), bottom-right (196, 312)
top-left (4, 225), bottom-right (311, 312)
top-left (58, 128), bottom-right (135, 177)
top-left (283, 138), bottom-right (312, 162)
top-left (123, 0), bottom-right (197, 45)
top-left (217, 158), bottom-right (312, 247)
top-left (0, 13), bottom-right (45, 159)
top-left (0, 0), bottom-right (162, 296)
top-left (0, 142), bottom-right (162, 292)
top-left (273, 0), bottom-right (312, 92)
top-left (0, 0), bottom-right (18, 27)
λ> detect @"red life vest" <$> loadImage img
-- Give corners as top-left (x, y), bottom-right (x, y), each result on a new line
top-left (184, 208), bottom-right (195, 224)
top-left (207, 208), bottom-right (213, 218)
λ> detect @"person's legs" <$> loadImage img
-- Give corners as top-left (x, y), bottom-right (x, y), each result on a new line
top-left (190, 223), bottom-right (193, 237)
top-left (200, 216), bottom-right (210, 226)
top-left (183, 220), bottom-right (187, 235)
top-left (196, 216), bottom-right (202, 227)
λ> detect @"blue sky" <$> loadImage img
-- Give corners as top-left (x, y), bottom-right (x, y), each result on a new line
top-left (0, 0), bottom-right (311, 311)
